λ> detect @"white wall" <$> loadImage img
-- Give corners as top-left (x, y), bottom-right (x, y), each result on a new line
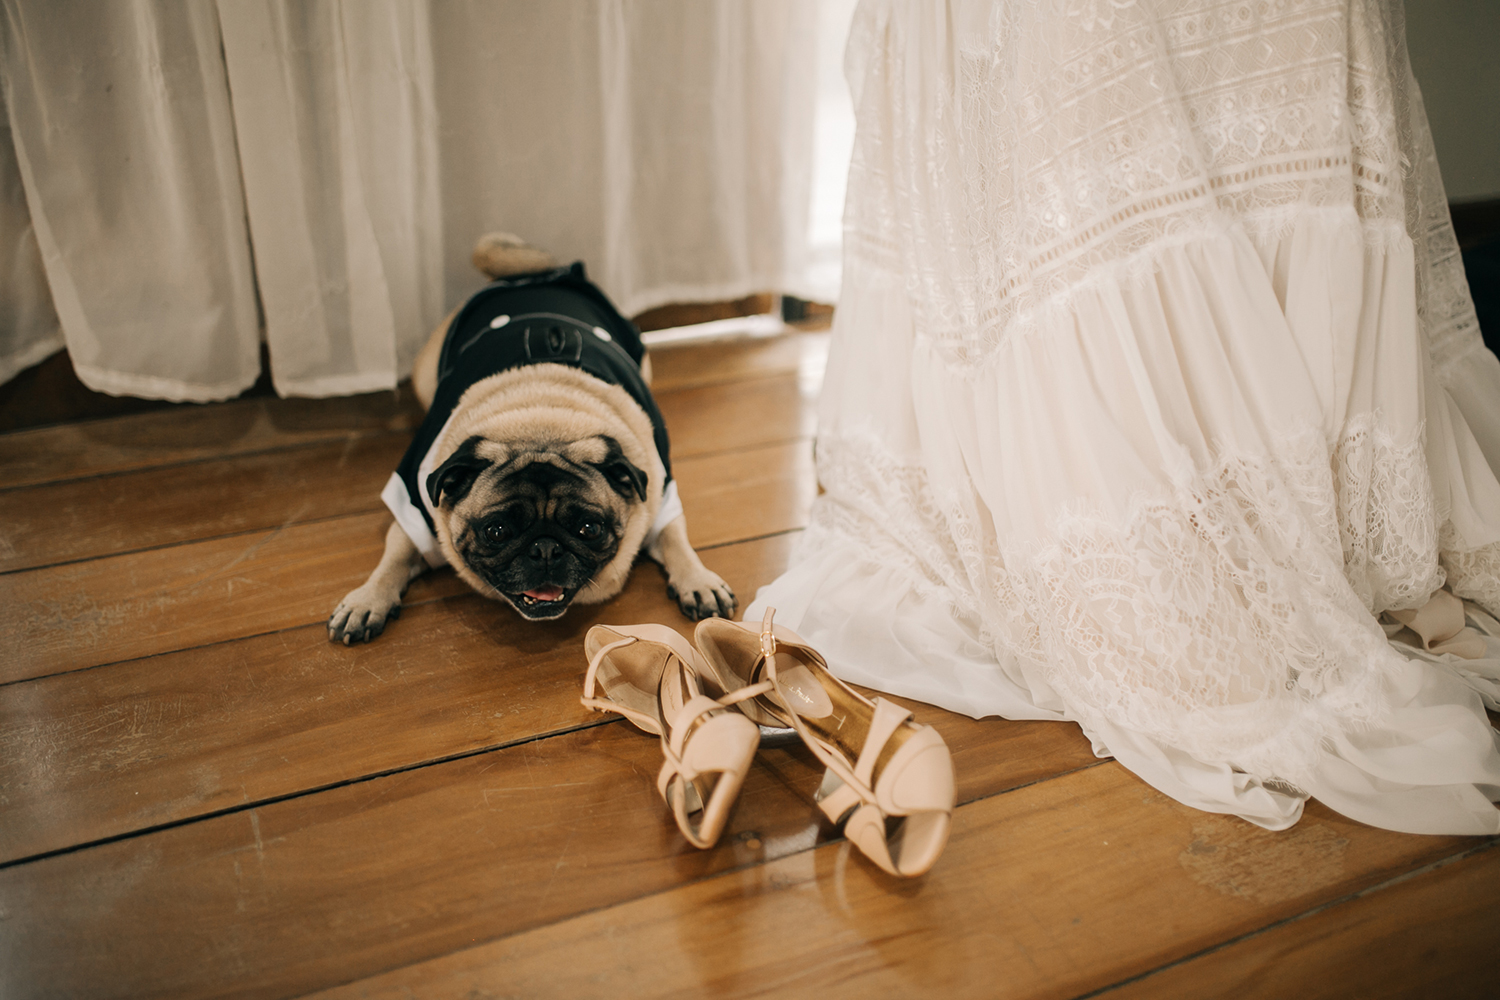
top-left (1404, 0), bottom-right (1500, 203)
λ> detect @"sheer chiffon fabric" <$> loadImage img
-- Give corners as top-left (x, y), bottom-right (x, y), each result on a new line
top-left (748, 0), bottom-right (1500, 834)
top-left (0, 0), bottom-right (815, 400)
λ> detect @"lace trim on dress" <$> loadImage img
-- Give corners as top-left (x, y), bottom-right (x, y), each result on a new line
top-left (843, 0), bottom-right (1481, 373)
top-left (1334, 414), bottom-right (1443, 613)
top-left (1441, 534), bottom-right (1500, 622)
top-left (809, 413), bottom-right (1473, 783)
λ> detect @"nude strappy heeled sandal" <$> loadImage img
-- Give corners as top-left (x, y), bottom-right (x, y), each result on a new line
top-left (581, 623), bottom-right (771, 849)
top-left (695, 608), bottom-right (956, 877)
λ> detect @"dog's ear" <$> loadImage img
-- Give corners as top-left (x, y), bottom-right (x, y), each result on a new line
top-left (426, 436), bottom-right (491, 507)
top-left (590, 436), bottom-right (649, 502)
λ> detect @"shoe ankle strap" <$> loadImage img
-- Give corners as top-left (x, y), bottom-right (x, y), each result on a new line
top-left (582, 634), bottom-right (638, 701)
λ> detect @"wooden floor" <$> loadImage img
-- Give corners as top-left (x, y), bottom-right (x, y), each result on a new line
top-left (2, 329), bottom-right (1498, 1000)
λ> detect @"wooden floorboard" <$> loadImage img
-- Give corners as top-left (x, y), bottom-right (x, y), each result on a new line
top-left (1097, 843), bottom-right (1500, 1000)
top-left (655, 371), bottom-right (820, 458)
top-left (0, 330), bottom-right (828, 490)
top-left (0, 434), bottom-right (410, 573)
top-left (300, 767), bottom-right (1485, 1000)
top-left (0, 533), bottom-right (799, 864)
top-left (0, 392), bottom-right (422, 490)
top-left (3, 328), bottom-right (1495, 1000)
top-left (0, 365), bottom-right (821, 573)
top-left (645, 331), bottom-right (828, 393)
top-left (0, 511), bottom-right (460, 684)
top-left (0, 437), bottom-right (814, 683)
top-left (673, 439), bottom-right (816, 547)
top-left (0, 700), bottom-right (1098, 1000)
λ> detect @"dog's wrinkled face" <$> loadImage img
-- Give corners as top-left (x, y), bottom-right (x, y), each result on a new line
top-left (426, 434), bottom-right (649, 620)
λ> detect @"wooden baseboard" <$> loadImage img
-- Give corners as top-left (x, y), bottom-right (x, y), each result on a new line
top-left (0, 295), bottom-right (810, 434)
top-left (0, 344), bottom-right (278, 435)
top-left (631, 293), bottom-right (776, 332)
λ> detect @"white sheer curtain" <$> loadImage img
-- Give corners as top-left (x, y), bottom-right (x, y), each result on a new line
top-left (0, 0), bottom-right (817, 401)
top-left (0, 101), bottom-right (60, 386)
top-left (1, 1), bottom-right (261, 399)
top-left (216, 0), bottom-right (445, 398)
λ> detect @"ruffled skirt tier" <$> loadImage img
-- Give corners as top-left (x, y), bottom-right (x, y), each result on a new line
top-left (751, 208), bottom-right (1500, 834)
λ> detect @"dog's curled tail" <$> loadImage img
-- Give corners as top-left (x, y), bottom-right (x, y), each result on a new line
top-left (472, 232), bottom-right (557, 279)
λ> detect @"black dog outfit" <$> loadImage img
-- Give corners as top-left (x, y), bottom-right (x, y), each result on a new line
top-left (382, 262), bottom-right (680, 567)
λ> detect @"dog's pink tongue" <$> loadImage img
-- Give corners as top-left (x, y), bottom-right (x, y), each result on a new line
top-left (524, 585), bottom-right (566, 602)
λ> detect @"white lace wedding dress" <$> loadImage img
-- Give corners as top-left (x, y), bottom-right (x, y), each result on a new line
top-left (748, 0), bottom-right (1500, 834)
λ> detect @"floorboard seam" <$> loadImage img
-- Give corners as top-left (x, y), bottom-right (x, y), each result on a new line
top-left (1, 454), bottom-right (807, 577)
top-left (0, 716), bottom-right (622, 871)
top-left (0, 429), bottom-right (414, 495)
top-left (672, 434), bottom-right (812, 463)
top-left (0, 589), bottom-right (472, 687)
top-left (649, 359), bottom-right (826, 395)
top-left (652, 369), bottom-right (806, 399)
top-left (961, 759), bottom-right (1113, 808)
top-left (0, 529), bottom-right (805, 688)
top-left (295, 753), bottom-right (1111, 994)
top-left (0, 507), bottom-right (390, 576)
top-left (1072, 836), bottom-right (1500, 999)
top-left (698, 526), bottom-right (805, 551)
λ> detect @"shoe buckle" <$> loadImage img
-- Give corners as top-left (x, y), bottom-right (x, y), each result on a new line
top-left (759, 607), bottom-right (777, 657)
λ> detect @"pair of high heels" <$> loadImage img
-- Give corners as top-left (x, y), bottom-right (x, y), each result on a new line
top-left (581, 608), bottom-right (956, 877)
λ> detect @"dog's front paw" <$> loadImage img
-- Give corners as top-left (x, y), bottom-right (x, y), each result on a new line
top-left (667, 568), bottom-right (737, 621)
top-left (328, 585), bottom-right (403, 645)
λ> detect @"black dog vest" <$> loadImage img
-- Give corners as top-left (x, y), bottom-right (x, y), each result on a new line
top-left (383, 262), bottom-right (677, 566)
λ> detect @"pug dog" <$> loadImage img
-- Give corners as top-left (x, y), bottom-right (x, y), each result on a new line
top-left (328, 233), bottom-right (736, 644)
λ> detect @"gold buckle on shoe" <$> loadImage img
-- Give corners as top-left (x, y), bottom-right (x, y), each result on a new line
top-left (759, 607), bottom-right (777, 657)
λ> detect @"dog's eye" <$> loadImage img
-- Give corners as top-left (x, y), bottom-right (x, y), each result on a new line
top-left (577, 522), bottom-right (603, 541)
top-left (484, 523), bottom-right (511, 544)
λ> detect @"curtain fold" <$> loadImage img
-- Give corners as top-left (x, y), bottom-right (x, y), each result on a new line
top-left (0, 0), bottom-right (819, 401)
top-left (0, 107), bottom-right (61, 385)
top-left (217, 0), bottom-right (444, 397)
top-left (0, 0), bottom-right (262, 401)
top-left (428, 0), bottom-right (816, 320)
top-left (593, 0), bottom-right (816, 315)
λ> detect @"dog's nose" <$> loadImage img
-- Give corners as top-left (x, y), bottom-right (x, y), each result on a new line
top-left (529, 538), bottom-right (558, 563)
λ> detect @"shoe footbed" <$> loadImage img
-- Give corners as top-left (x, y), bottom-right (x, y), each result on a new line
top-left (585, 629), bottom-right (667, 734)
top-left (693, 628), bottom-right (782, 726)
top-left (763, 651), bottom-right (910, 800)
top-left (590, 633), bottom-right (724, 833)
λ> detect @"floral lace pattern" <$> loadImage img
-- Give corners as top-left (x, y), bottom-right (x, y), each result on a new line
top-left (1333, 415), bottom-right (1442, 613)
top-left (1442, 536), bottom-right (1500, 623)
top-left (843, 0), bottom-right (1481, 370)
top-left (808, 414), bottom-right (1487, 780)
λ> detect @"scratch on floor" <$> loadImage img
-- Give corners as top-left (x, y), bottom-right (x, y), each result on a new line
top-left (535, 823), bottom-right (579, 912)
top-left (250, 809), bottom-right (266, 868)
top-left (206, 500), bottom-right (313, 582)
